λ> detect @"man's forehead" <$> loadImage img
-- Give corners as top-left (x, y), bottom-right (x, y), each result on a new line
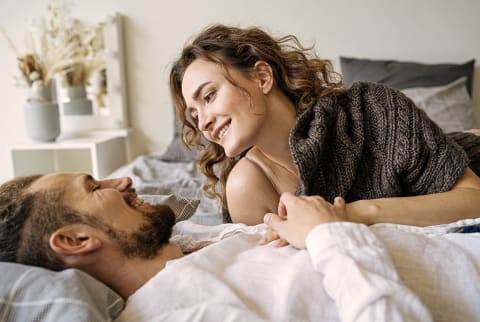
top-left (28, 173), bottom-right (82, 192)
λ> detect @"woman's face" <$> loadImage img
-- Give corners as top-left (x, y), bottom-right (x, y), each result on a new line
top-left (181, 59), bottom-right (268, 157)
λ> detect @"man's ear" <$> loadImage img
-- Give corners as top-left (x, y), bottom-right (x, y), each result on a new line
top-left (253, 61), bottom-right (274, 94)
top-left (49, 224), bottom-right (102, 256)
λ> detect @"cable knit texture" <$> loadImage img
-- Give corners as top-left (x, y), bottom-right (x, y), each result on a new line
top-left (290, 82), bottom-right (477, 202)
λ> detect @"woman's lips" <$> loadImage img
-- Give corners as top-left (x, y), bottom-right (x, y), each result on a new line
top-left (213, 120), bottom-right (231, 141)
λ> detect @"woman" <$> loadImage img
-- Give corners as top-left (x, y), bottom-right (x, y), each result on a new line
top-left (170, 24), bottom-right (480, 226)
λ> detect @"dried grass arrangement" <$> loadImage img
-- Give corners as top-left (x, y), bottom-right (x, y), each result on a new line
top-left (0, 0), bottom-right (105, 96)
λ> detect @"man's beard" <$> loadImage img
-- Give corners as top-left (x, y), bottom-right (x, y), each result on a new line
top-left (106, 204), bottom-right (176, 259)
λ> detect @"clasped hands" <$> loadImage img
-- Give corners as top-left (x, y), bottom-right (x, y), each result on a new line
top-left (259, 192), bottom-right (347, 249)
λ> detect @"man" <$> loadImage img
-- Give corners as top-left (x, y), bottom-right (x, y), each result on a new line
top-left (1, 173), bottom-right (478, 321)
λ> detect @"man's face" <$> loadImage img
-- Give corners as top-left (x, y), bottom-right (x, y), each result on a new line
top-left (28, 173), bottom-right (175, 258)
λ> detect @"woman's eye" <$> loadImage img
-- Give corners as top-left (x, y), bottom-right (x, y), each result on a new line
top-left (204, 91), bottom-right (215, 103)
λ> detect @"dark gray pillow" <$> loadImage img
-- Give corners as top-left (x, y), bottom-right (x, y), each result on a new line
top-left (340, 57), bottom-right (475, 96)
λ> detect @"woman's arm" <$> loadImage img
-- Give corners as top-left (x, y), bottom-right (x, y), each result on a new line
top-left (343, 85), bottom-right (480, 226)
top-left (347, 167), bottom-right (480, 226)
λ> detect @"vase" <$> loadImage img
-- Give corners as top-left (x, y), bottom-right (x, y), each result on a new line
top-left (63, 85), bottom-right (93, 115)
top-left (24, 98), bottom-right (61, 142)
top-left (28, 82), bottom-right (55, 102)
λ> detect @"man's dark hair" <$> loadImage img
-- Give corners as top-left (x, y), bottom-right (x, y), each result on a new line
top-left (0, 175), bottom-right (43, 263)
top-left (0, 175), bottom-right (85, 271)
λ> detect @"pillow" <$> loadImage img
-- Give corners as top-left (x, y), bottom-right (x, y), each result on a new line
top-left (339, 57), bottom-right (475, 96)
top-left (159, 108), bottom-right (199, 162)
top-left (0, 262), bottom-right (124, 321)
top-left (402, 77), bottom-right (476, 132)
top-left (139, 194), bottom-right (200, 222)
top-left (160, 136), bottom-right (199, 162)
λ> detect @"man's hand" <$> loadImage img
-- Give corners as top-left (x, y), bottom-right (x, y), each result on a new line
top-left (261, 192), bottom-right (347, 249)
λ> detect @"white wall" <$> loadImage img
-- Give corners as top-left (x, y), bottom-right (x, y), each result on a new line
top-left (1, 0), bottom-right (479, 182)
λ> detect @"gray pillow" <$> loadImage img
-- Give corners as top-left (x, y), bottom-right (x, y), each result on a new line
top-left (340, 57), bottom-right (475, 96)
top-left (139, 194), bottom-right (200, 222)
top-left (159, 108), bottom-right (199, 162)
top-left (401, 77), bottom-right (475, 133)
top-left (160, 136), bottom-right (199, 162)
top-left (0, 262), bottom-right (124, 321)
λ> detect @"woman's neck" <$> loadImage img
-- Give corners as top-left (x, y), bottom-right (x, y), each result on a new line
top-left (254, 89), bottom-right (297, 170)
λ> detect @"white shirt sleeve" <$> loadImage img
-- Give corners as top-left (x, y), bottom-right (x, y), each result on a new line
top-left (305, 222), bottom-right (432, 322)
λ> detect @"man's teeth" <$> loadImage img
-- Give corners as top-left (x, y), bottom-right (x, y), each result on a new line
top-left (132, 197), bottom-right (145, 207)
top-left (218, 124), bottom-right (229, 139)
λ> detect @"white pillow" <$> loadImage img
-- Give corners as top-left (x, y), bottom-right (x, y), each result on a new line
top-left (402, 77), bottom-right (476, 133)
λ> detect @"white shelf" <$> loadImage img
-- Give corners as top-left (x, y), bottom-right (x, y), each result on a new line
top-left (9, 130), bottom-right (129, 179)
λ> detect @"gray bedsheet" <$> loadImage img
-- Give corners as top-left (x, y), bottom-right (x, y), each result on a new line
top-left (109, 152), bottom-right (224, 226)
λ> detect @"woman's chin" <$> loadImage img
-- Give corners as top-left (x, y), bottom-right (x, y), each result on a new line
top-left (222, 144), bottom-right (238, 158)
top-left (222, 144), bottom-right (251, 158)
top-left (223, 149), bottom-right (236, 158)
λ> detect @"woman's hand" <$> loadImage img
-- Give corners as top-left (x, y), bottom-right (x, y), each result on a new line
top-left (260, 192), bottom-right (347, 249)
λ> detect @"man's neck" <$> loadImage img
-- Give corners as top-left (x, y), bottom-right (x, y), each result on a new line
top-left (97, 243), bottom-right (184, 300)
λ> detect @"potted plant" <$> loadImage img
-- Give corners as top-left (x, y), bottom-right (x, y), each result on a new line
top-left (0, 0), bottom-right (106, 141)
top-left (0, 24), bottom-right (65, 141)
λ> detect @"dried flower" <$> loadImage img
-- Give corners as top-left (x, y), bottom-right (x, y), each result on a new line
top-left (0, 0), bottom-right (105, 93)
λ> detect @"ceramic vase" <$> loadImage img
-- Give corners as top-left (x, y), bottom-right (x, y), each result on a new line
top-left (24, 98), bottom-right (61, 142)
top-left (63, 85), bottom-right (93, 115)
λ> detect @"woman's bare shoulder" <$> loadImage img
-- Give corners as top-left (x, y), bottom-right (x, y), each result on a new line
top-left (226, 157), bottom-right (279, 225)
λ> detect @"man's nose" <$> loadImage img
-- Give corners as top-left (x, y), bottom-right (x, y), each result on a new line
top-left (99, 177), bottom-right (133, 192)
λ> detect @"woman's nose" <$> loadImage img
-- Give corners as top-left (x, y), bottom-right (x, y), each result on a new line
top-left (100, 177), bottom-right (132, 191)
top-left (198, 112), bottom-right (215, 132)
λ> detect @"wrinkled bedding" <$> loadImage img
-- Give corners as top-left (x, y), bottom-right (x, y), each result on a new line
top-left (108, 152), bottom-right (224, 225)
top-left (119, 219), bottom-right (480, 322)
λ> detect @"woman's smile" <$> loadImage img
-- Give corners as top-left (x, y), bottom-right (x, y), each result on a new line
top-left (213, 120), bottom-right (231, 141)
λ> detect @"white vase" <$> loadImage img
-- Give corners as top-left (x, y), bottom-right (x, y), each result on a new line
top-left (63, 85), bottom-right (93, 115)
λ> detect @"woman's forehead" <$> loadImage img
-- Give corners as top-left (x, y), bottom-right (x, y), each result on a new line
top-left (182, 60), bottom-right (222, 92)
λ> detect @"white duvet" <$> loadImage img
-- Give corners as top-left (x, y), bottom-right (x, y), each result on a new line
top-left (117, 218), bottom-right (480, 322)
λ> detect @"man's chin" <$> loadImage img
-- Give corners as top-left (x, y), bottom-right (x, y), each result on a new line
top-left (120, 206), bottom-right (176, 259)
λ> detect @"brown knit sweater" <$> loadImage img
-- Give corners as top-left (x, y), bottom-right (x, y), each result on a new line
top-left (290, 82), bottom-right (480, 202)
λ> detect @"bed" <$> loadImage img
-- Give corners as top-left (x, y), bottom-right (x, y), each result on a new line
top-left (0, 57), bottom-right (478, 321)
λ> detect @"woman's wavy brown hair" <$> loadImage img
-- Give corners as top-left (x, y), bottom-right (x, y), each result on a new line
top-left (170, 24), bottom-right (343, 209)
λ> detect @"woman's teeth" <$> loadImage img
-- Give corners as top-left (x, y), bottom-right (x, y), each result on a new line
top-left (218, 124), bottom-right (229, 139)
